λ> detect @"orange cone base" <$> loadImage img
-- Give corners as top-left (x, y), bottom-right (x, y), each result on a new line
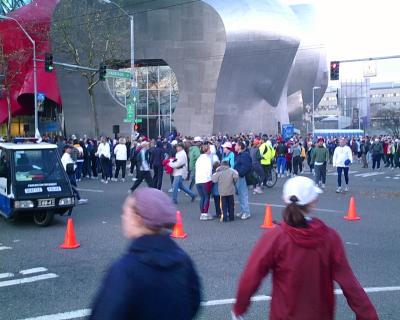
top-left (344, 216), bottom-right (361, 221)
top-left (260, 224), bottom-right (275, 229)
top-left (170, 232), bottom-right (187, 239)
top-left (60, 243), bottom-right (80, 249)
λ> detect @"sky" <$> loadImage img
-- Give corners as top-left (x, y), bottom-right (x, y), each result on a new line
top-left (284, 0), bottom-right (400, 83)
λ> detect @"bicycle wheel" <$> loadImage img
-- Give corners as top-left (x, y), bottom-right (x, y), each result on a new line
top-left (266, 167), bottom-right (278, 188)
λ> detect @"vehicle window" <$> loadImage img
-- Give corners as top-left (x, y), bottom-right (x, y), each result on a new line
top-left (14, 149), bottom-right (65, 182)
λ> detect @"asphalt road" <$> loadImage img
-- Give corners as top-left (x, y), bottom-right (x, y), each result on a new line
top-left (1, 163), bottom-right (400, 320)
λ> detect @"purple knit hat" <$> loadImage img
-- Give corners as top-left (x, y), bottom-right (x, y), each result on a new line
top-left (131, 188), bottom-right (177, 229)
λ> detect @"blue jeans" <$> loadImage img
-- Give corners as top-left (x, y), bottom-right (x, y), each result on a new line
top-left (337, 167), bottom-right (349, 187)
top-left (196, 181), bottom-right (212, 213)
top-left (236, 177), bottom-right (250, 215)
top-left (277, 156), bottom-right (286, 175)
top-left (172, 175), bottom-right (195, 204)
top-left (75, 161), bottom-right (83, 180)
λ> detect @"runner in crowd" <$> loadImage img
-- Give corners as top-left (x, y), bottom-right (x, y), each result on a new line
top-left (231, 176), bottom-right (378, 320)
top-left (333, 138), bottom-right (353, 193)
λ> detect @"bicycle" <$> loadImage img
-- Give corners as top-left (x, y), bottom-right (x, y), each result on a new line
top-left (265, 163), bottom-right (278, 188)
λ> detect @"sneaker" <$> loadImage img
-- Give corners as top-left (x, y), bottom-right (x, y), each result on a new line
top-left (235, 212), bottom-right (243, 218)
top-left (104, 180), bottom-right (109, 184)
top-left (200, 213), bottom-right (208, 221)
top-left (205, 214), bottom-right (214, 220)
top-left (336, 187), bottom-right (342, 193)
top-left (321, 184), bottom-right (325, 189)
top-left (132, 178), bottom-right (138, 181)
top-left (286, 172), bottom-right (290, 177)
top-left (241, 213), bottom-right (251, 220)
top-left (344, 186), bottom-right (349, 192)
top-left (78, 198), bottom-right (88, 205)
top-left (128, 173), bottom-right (133, 176)
top-left (121, 178), bottom-right (125, 182)
top-left (111, 178), bottom-right (117, 182)
top-left (101, 179), bottom-right (105, 183)
top-left (168, 188), bottom-right (173, 193)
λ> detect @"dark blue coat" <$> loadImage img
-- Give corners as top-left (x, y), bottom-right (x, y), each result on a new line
top-left (234, 150), bottom-right (252, 177)
top-left (90, 234), bottom-right (201, 320)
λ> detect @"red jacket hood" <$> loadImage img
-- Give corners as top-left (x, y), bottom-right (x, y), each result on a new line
top-left (282, 217), bottom-right (329, 249)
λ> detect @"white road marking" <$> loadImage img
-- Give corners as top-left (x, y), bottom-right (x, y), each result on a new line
top-left (345, 242), bottom-right (359, 246)
top-left (0, 246), bottom-right (12, 251)
top-left (0, 273), bottom-right (58, 288)
top-left (76, 188), bottom-right (104, 193)
top-left (13, 239), bottom-right (21, 243)
top-left (394, 177), bottom-right (400, 180)
top-left (19, 309), bottom-right (91, 320)
top-left (354, 172), bottom-right (385, 178)
top-left (0, 273), bottom-right (14, 279)
top-left (19, 286), bottom-right (400, 319)
top-left (385, 176), bottom-right (391, 179)
top-left (20, 267), bottom-right (48, 275)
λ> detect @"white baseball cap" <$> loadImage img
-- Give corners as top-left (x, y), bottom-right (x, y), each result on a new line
top-left (222, 142), bottom-right (232, 149)
top-left (171, 140), bottom-right (178, 146)
top-left (283, 176), bottom-right (322, 206)
top-left (193, 136), bottom-right (203, 142)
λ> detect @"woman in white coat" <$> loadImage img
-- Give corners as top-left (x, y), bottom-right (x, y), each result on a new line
top-left (332, 138), bottom-right (353, 193)
top-left (195, 145), bottom-right (213, 221)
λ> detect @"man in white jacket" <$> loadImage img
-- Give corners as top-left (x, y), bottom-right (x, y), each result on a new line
top-left (112, 138), bottom-right (127, 182)
top-left (332, 138), bottom-right (353, 193)
top-left (169, 143), bottom-right (196, 204)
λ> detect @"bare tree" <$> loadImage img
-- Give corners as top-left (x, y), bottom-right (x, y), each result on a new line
top-left (51, 0), bottom-right (123, 137)
top-left (0, 37), bottom-right (30, 139)
top-left (375, 108), bottom-right (400, 136)
top-left (0, 0), bottom-right (31, 14)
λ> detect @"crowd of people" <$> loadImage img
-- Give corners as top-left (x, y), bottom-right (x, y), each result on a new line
top-left (15, 131), bottom-right (386, 319)
top-left (31, 132), bottom-right (399, 219)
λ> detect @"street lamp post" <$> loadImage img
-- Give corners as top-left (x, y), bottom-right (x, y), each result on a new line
top-left (98, 0), bottom-right (136, 136)
top-left (312, 86), bottom-right (320, 138)
top-left (0, 14), bottom-right (39, 138)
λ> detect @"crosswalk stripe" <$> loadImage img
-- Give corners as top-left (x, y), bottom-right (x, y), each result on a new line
top-left (0, 273), bottom-right (58, 288)
top-left (20, 268), bottom-right (48, 275)
top-left (354, 172), bottom-right (385, 177)
top-left (0, 273), bottom-right (14, 279)
top-left (0, 246), bottom-right (12, 251)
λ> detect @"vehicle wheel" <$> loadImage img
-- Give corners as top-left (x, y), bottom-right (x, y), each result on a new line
top-left (266, 170), bottom-right (278, 188)
top-left (33, 211), bottom-right (54, 227)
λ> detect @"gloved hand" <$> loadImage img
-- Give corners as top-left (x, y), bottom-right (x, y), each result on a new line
top-left (231, 311), bottom-right (244, 320)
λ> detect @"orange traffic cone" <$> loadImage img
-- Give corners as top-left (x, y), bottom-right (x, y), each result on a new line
top-left (170, 211), bottom-right (188, 239)
top-left (60, 218), bottom-right (80, 249)
top-left (260, 204), bottom-right (275, 229)
top-left (344, 197), bottom-right (361, 221)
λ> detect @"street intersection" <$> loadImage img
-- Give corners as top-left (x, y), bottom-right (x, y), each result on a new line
top-left (1, 163), bottom-right (400, 319)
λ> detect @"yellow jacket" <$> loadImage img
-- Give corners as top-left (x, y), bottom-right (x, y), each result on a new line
top-left (259, 143), bottom-right (276, 165)
top-left (301, 146), bottom-right (306, 158)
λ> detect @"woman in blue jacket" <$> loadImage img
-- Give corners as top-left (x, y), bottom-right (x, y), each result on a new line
top-left (90, 188), bottom-right (201, 320)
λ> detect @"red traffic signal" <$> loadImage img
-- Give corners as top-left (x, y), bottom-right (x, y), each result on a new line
top-left (330, 61), bottom-right (340, 80)
top-left (134, 124), bottom-right (139, 131)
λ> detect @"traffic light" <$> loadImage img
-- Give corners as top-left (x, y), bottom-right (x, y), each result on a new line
top-left (45, 52), bottom-right (53, 72)
top-left (330, 61), bottom-right (340, 80)
top-left (99, 63), bottom-right (107, 81)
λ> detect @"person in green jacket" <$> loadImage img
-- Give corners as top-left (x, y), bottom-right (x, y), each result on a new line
top-left (189, 136), bottom-right (202, 189)
top-left (311, 138), bottom-right (329, 188)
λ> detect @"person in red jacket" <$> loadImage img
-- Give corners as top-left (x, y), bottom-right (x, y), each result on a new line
top-left (232, 176), bottom-right (378, 320)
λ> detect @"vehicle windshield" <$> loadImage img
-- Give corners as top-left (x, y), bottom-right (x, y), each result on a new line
top-left (14, 149), bottom-right (65, 182)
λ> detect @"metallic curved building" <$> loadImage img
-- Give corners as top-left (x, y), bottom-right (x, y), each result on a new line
top-left (50, 0), bottom-right (328, 137)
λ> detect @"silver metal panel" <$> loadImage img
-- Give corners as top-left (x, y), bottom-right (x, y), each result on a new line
top-left (52, 0), bottom-right (328, 137)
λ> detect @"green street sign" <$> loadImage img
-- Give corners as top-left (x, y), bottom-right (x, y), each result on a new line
top-left (106, 69), bottom-right (131, 80)
top-left (135, 118), bottom-right (142, 124)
